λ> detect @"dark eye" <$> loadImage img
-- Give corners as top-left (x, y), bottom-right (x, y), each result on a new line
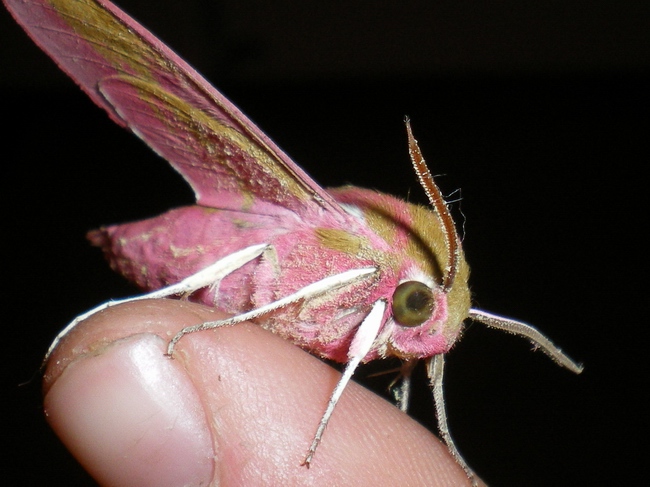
top-left (391, 281), bottom-right (434, 327)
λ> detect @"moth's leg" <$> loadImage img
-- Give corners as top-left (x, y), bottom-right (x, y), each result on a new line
top-left (427, 354), bottom-right (478, 486)
top-left (468, 309), bottom-right (583, 374)
top-left (45, 243), bottom-right (269, 362)
top-left (302, 299), bottom-right (387, 467)
top-left (167, 266), bottom-right (378, 356)
top-left (389, 359), bottom-right (418, 412)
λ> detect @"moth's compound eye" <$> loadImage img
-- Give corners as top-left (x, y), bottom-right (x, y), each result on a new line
top-left (391, 281), bottom-right (434, 327)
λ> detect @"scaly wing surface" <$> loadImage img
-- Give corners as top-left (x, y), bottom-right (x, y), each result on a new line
top-left (5, 0), bottom-right (345, 216)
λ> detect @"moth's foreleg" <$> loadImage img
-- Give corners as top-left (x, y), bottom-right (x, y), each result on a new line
top-left (45, 243), bottom-right (269, 363)
top-left (468, 309), bottom-right (583, 374)
top-left (302, 299), bottom-right (386, 467)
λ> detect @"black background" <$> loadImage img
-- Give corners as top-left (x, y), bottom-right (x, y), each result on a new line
top-left (2, 1), bottom-right (647, 485)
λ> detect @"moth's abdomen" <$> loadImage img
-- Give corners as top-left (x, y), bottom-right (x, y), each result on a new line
top-left (88, 205), bottom-right (287, 309)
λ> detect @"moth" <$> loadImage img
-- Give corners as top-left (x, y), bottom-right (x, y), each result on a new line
top-left (5, 0), bottom-right (582, 483)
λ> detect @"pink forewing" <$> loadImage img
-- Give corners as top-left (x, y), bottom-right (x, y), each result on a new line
top-left (99, 77), bottom-right (337, 215)
top-left (4, 0), bottom-right (345, 216)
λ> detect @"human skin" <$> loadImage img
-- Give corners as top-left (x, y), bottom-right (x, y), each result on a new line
top-left (43, 299), bottom-right (481, 486)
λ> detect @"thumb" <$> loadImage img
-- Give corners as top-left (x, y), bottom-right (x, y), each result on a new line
top-left (44, 299), bottom-right (475, 486)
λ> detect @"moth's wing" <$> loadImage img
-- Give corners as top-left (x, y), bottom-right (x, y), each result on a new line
top-left (5, 0), bottom-right (344, 216)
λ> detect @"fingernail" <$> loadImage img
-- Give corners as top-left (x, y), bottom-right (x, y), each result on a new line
top-left (44, 334), bottom-right (214, 487)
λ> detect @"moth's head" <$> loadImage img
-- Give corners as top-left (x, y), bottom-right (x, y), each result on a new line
top-left (327, 121), bottom-right (471, 359)
top-left (330, 185), bottom-right (471, 359)
top-left (381, 199), bottom-right (471, 359)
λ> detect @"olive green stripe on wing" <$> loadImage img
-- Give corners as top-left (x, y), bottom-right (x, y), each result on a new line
top-left (9, 0), bottom-right (342, 214)
top-left (100, 76), bottom-right (315, 211)
top-left (48, 0), bottom-right (160, 78)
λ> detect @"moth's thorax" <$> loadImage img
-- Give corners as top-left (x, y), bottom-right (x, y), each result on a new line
top-left (329, 186), bottom-right (472, 358)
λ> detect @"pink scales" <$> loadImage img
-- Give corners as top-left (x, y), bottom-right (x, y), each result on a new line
top-left (89, 185), bottom-right (471, 364)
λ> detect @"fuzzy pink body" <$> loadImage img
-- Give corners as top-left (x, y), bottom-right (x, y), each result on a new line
top-left (91, 186), bottom-right (460, 363)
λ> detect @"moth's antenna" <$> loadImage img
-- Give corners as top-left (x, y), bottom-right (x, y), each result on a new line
top-left (405, 118), bottom-right (460, 292)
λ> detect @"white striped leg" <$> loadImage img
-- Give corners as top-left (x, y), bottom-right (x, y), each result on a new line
top-left (44, 243), bottom-right (269, 362)
top-left (301, 299), bottom-right (387, 467)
